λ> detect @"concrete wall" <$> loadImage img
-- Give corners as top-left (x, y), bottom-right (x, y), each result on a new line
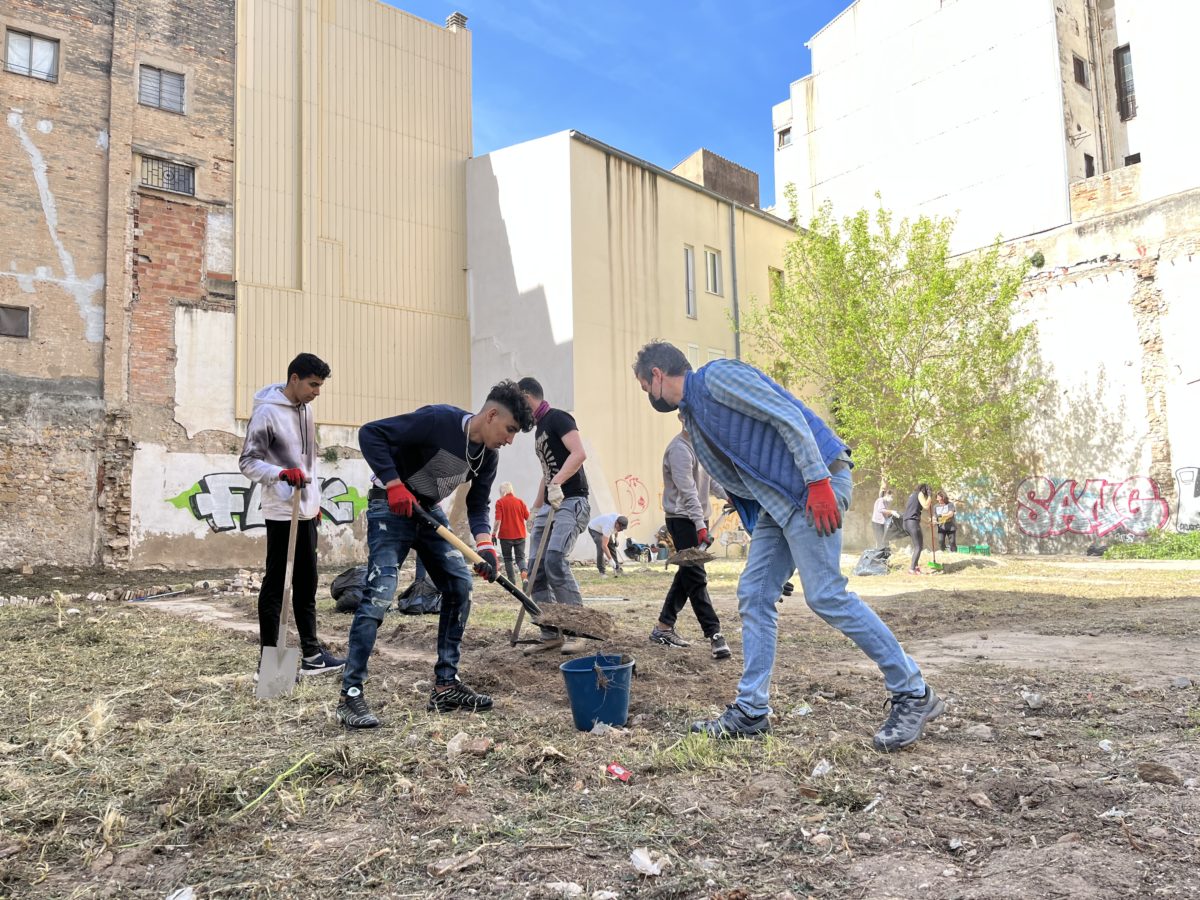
top-left (774, 0), bottom-right (1071, 252)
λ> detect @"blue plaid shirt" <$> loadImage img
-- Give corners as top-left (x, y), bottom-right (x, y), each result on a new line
top-left (680, 359), bottom-right (848, 528)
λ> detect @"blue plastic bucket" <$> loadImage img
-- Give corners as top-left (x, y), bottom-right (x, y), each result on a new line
top-left (560, 654), bottom-right (635, 731)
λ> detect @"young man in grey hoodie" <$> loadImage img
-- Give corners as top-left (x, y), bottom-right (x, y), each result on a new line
top-left (239, 353), bottom-right (345, 677)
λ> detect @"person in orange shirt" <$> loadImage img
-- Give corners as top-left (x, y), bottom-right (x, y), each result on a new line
top-left (493, 482), bottom-right (530, 583)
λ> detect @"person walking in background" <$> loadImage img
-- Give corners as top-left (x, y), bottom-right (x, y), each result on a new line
top-left (651, 416), bottom-right (732, 659)
top-left (239, 353), bottom-right (346, 679)
top-left (493, 482), bottom-right (530, 583)
top-left (518, 377), bottom-right (592, 654)
top-left (632, 340), bottom-right (942, 751)
top-left (935, 489), bottom-right (958, 553)
top-left (871, 487), bottom-right (899, 550)
top-left (587, 512), bottom-right (628, 576)
top-left (903, 484), bottom-right (932, 575)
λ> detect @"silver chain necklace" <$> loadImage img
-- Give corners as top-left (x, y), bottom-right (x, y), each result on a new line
top-left (464, 418), bottom-right (485, 475)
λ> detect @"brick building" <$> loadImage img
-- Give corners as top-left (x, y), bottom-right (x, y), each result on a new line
top-left (1, 0), bottom-right (472, 569)
top-left (0, 0), bottom-right (236, 567)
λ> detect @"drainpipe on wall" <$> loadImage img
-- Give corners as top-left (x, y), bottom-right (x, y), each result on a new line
top-left (728, 201), bottom-right (741, 360)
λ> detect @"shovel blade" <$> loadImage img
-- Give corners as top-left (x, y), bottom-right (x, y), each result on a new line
top-left (254, 645), bottom-right (301, 699)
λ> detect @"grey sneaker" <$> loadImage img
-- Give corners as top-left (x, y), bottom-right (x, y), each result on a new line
top-left (709, 633), bottom-right (732, 660)
top-left (337, 687), bottom-right (381, 729)
top-left (691, 704), bottom-right (771, 739)
top-left (873, 686), bottom-right (945, 752)
top-left (649, 627), bottom-right (690, 648)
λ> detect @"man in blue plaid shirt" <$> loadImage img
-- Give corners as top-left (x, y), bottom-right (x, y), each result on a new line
top-left (632, 340), bottom-right (943, 750)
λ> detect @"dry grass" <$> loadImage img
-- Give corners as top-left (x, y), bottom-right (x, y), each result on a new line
top-left (1, 556), bottom-right (1199, 898)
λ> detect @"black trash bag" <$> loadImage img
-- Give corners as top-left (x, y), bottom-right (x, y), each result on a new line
top-left (853, 547), bottom-right (892, 577)
top-left (397, 574), bottom-right (442, 615)
top-left (331, 565), bottom-right (368, 612)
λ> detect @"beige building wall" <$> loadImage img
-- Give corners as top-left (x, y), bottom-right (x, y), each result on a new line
top-left (569, 136), bottom-right (793, 538)
top-left (236, 0), bottom-right (472, 427)
top-left (467, 132), bottom-right (795, 547)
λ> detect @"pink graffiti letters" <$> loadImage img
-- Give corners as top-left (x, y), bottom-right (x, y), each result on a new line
top-left (1016, 475), bottom-right (1169, 538)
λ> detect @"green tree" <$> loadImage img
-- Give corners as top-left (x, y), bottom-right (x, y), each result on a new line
top-left (743, 194), bottom-right (1039, 492)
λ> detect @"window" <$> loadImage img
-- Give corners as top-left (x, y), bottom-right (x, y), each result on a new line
top-left (141, 155), bottom-right (195, 195)
top-left (139, 65), bottom-right (185, 113)
top-left (1124, 152), bottom-right (1141, 166)
top-left (1084, 153), bottom-right (1095, 178)
top-left (777, 127), bottom-right (792, 149)
top-left (768, 267), bottom-right (785, 295)
top-left (707, 348), bottom-right (726, 362)
top-left (687, 344), bottom-right (700, 370)
top-left (1072, 54), bottom-right (1088, 88)
top-left (684, 245), bottom-right (696, 318)
top-left (1114, 45), bottom-right (1136, 120)
top-left (0, 305), bottom-right (30, 338)
top-left (705, 248), bottom-right (722, 295)
top-left (5, 29), bottom-right (58, 82)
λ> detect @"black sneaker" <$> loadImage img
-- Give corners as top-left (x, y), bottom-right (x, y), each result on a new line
top-left (709, 633), bottom-right (732, 660)
top-left (691, 703), bottom-right (771, 739)
top-left (300, 648), bottom-right (346, 677)
top-left (873, 686), bottom-right (945, 752)
top-left (337, 687), bottom-right (380, 729)
top-left (649, 627), bottom-right (690, 648)
top-left (428, 678), bottom-right (494, 713)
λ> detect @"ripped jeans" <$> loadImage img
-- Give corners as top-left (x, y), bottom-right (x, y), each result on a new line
top-left (342, 499), bottom-right (473, 692)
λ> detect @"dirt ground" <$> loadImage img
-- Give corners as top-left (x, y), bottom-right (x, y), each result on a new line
top-left (1, 552), bottom-right (1199, 899)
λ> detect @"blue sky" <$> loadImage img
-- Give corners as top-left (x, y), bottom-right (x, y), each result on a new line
top-left (385, 0), bottom-right (851, 209)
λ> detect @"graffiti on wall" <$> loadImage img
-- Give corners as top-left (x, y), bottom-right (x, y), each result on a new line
top-left (953, 477), bottom-right (1006, 544)
top-left (1176, 468), bottom-right (1200, 532)
top-left (167, 474), bottom-right (368, 533)
top-left (613, 474), bottom-right (651, 529)
top-left (1015, 475), bottom-right (1170, 538)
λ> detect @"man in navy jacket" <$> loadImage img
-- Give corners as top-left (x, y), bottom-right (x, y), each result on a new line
top-left (632, 341), bottom-right (942, 750)
top-left (336, 380), bottom-right (533, 729)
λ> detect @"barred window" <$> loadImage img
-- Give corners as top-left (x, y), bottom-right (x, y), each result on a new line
top-left (139, 65), bottom-right (185, 113)
top-left (5, 29), bottom-right (58, 82)
top-left (141, 155), bottom-right (195, 196)
top-left (1114, 45), bottom-right (1136, 121)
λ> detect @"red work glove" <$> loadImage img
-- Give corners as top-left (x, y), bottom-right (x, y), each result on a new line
top-left (279, 468), bottom-right (305, 486)
top-left (697, 527), bottom-right (709, 547)
top-left (805, 478), bottom-right (842, 536)
top-left (474, 540), bottom-right (499, 582)
top-left (386, 481), bottom-right (416, 517)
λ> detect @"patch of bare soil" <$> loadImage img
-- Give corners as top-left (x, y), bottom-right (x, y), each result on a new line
top-left (1, 557), bottom-right (1198, 898)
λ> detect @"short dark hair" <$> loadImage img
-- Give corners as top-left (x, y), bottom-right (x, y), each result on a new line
top-left (632, 340), bottom-right (691, 382)
top-left (517, 376), bottom-right (544, 401)
top-left (288, 353), bottom-right (331, 381)
top-left (486, 380), bottom-right (535, 432)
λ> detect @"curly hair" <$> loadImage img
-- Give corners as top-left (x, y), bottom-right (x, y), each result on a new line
top-left (632, 340), bottom-right (691, 382)
top-left (486, 379), bottom-right (535, 432)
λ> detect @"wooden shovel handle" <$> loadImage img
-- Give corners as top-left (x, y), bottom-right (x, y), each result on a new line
top-left (411, 504), bottom-right (543, 618)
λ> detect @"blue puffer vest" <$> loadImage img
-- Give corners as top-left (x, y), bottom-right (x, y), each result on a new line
top-left (682, 362), bottom-right (849, 529)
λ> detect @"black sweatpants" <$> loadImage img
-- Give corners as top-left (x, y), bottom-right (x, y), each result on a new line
top-left (657, 517), bottom-right (721, 638)
top-left (903, 520), bottom-right (924, 571)
top-left (258, 517), bottom-right (321, 657)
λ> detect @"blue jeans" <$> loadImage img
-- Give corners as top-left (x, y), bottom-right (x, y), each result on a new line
top-left (734, 468), bottom-right (924, 716)
top-left (342, 500), bottom-right (474, 691)
top-left (528, 496), bottom-right (589, 639)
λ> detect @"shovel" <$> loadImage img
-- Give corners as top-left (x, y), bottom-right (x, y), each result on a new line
top-left (255, 485), bottom-right (304, 699)
top-left (411, 504), bottom-right (611, 641)
top-left (510, 504), bottom-right (555, 646)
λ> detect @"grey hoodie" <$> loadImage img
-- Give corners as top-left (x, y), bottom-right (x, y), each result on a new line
top-left (662, 431), bottom-right (725, 531)
top-left (238, 383), bottom-right (321, 521)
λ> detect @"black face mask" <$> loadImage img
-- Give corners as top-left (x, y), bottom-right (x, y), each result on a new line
top-left (648, 374), bottom-right (678, 413)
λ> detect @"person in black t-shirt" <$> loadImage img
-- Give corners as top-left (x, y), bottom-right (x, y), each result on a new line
top-left (517, 377), bottom-right (592, 654)
top-left (902, 484), bottom-right (932, 574)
